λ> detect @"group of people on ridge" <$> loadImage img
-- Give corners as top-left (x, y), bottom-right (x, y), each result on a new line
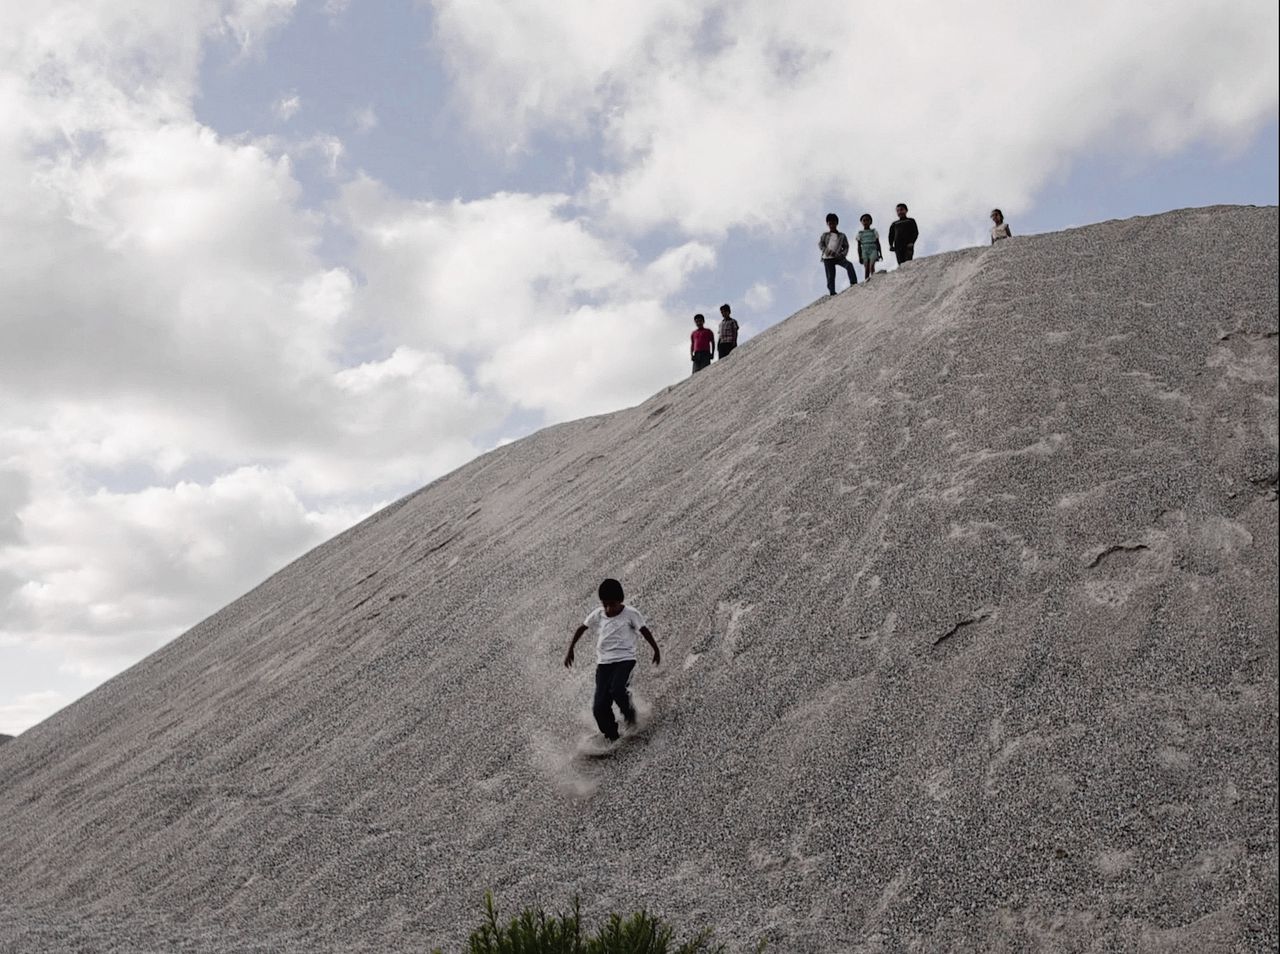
top-left (687, 206), bottom-right (1015, 373)
top-left (819, 204), bottom-right (922, 294)
top-left (688, 303), bottom-right (739, 374)
top-left (819, 206), bottom-right (921, 295)
top-left (820, 205), bottom-right (1012, 295)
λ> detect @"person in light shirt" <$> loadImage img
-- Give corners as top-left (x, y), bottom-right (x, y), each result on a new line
top-left (564, 578), bottom-right (661, 744)
top-left (820, 212), bottom-right (858, 295)
top-left (990, 208), bottom-right (1013, 243)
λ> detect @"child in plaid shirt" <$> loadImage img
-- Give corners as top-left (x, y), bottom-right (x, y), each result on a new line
top-left (716, 303), bottom-right (739, 360)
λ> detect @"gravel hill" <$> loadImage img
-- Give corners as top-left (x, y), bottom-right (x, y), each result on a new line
top-left (1, 206), bottom-right (1276, 953)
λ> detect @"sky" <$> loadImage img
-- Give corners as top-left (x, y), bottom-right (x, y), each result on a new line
top-left (1, 0), bottom-right (1277, 736)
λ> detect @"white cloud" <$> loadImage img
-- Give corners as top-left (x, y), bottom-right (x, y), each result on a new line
top-left (742, 282), bottom-right (773, 311)
top-left (274, 92), bottom-right (301, 120)
top-left (0, 690), bottom-right (71, 737)
top-left (339, 178), bottom-right (706, 417)
top-left (352, 105), bottom-right (379, 134)
top-left (310, 133), bottom-right (346, 176)
top-left (430, 0), bottom-right (700, 147)
top-left (2, 468), bottom-right (361, 678)
top-left (221, 0), bottom-right (298, 55)
top-left (340, 177), bottom-right (631, 354)
top-left (431, 0), bottom-right (1280, 239)
top-left (477, 300), bottom-right (683, 419)
top-left (298, 267), bottom-right (356, 327)
top-left (0, 470), bottom-right (28, 545)
top-left (642, 241), bottom-right (717, 296)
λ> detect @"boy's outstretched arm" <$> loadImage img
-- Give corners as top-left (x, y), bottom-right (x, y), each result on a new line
top-left (640, 626), bottom-right (661, 666)
top-left (564, 625), bottom-right (588, 668)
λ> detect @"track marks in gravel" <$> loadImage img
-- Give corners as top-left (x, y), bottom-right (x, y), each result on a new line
top-left (1084, 542), bottom-right (1150, 569)
top-left (685, 601), bottom-right (755, 669)
top-left (1207, 333), bottom-right (1277, 384)
top-left (746, 821), bottom-right (824, 876)
top-left (1247, 469), bottom-right (1279, 501)
top-left (932, 608), bottom-right (994, 649)
top-left (1216, 328), bottom-right (1279, 341)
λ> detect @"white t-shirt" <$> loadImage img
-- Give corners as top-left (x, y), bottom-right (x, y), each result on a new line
top-left (584, 605), bottom-right (647, 664)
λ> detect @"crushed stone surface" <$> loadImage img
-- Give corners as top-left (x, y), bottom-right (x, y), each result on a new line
top-left (1, 206), bottom-right (1277, 953)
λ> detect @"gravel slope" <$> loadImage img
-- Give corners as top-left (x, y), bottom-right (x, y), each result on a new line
top-left (1, 206), bottom-right (1276, 953)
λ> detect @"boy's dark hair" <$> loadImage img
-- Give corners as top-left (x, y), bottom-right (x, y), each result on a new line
top-left (720, 303), bottom-right (731, 314)
top-left (991, 208), bottom-right (1003, 218)
top-left (897, 202), bottom-right (908, 210)
top-left (826, 212), bottom-right (839, 224)
top-left (860, 212), bottom-right (873, 223)
top-left (598, 578), bottom-right (624, 602)
top-left (693, 313), bottom-right (705, 324)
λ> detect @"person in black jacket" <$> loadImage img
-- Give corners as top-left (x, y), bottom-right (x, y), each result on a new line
top-left (888, 204), bottom-right (919, 265)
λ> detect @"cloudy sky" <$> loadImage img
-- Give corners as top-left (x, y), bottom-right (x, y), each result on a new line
top-left (1, 0), bottom-right (1276, 735)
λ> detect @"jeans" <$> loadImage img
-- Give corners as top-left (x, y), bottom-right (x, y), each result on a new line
top-left (691, 352), bottom-right (712, 373)
top-left (593, 660), bottom-right (637, 740)
top-left (823, 257), bottom-right (857, 294)
top-left (894, 244), bottom-right (915, 264)
top-left (717, 342), bottom-right (736, 360)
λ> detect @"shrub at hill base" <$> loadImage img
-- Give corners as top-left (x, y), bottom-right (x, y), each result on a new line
top-left (432, 894), bottom-right (736, 954)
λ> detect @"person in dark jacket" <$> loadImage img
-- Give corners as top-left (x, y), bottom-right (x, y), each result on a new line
top-left (716, 303), bottom-right (739, 360)
top-left (820, 212), bottom-right (858, 295)
top-left (888, 203), bottom-right (919, 265)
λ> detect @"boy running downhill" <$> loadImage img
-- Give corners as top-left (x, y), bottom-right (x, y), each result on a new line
top-left (564, 579), bottom-right (661, 743)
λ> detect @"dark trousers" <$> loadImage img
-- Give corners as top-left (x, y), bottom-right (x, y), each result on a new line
top-left (823, 257), bottom-right (857, 294)
top-left (717, 342), bottom-right (736, 360)
top-left (691, 352), bottom-right (712, 373)
top-left (593, 660), bottom-right (637, 739)
top-left (894, 244), bottom-right (915, 264)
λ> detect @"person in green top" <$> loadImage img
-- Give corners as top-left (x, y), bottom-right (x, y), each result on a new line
top-left (856, 213), bottom-right (883, 280)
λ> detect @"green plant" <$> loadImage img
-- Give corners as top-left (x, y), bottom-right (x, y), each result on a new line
top-left (432, 893), bottom-right (731, 954)
top-left (586, 910), bottom-right (722, 954)
top-left (464, 893), bottom-right (583, 953)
